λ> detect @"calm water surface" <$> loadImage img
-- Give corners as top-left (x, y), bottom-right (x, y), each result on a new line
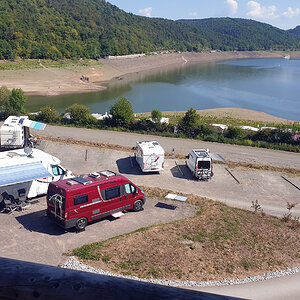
top-left (27, 58), bottom-right (300, 121)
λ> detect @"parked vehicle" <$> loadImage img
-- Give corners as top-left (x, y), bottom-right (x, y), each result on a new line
top-left (186, 149), bottom-right (213, 180)
top-left (0, 148), bottom-right (73, 203)
top-left (47, 170), bottom-right (146, 231)
top-left (1, 116), bottom-right (46, 149)
top-left (135, 141), bottom-right (164, 172)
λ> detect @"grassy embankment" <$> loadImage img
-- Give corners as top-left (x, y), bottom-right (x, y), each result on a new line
top-left (70, 186), bottom-right (300, 282)
top-left (0, 59), bottom-right (102, 70)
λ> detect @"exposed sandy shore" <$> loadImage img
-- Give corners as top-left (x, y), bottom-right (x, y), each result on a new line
top-left (0, 51), bottom-right (287, 97)
top-left (138, 107), bottom-right (295, 124)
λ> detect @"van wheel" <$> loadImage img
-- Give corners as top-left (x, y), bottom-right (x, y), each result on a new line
top-left (75, 218), bottom-right (88, 231)
top-left (133, 200), bottom-right (143, 212)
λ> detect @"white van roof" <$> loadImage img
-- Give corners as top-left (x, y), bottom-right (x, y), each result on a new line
top-left (136, 141), bottom-right (164, 156)
top-left (3, 116), bottom-right (46, 130)
top-left (0, 148), bottom-right (61, 168)
top-left (192, 149), bottom-right (210, 159)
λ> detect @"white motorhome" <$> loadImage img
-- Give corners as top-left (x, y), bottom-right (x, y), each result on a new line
top-left (0, 148), bottom-right (73, 202)
top-left (135, 141), bottom-right (164, 172)
top-left (1, 116), bottom-right (46, 149)
top-left (186, 149), bottom-right (213, 180)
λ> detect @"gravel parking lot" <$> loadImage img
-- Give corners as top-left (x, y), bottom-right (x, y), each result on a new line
top-left (44, 141), bottom-right (300, 218)
top-left (0, 137), bottom-right (299, 268)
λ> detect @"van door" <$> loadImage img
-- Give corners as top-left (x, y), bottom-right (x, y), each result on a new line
top-left (100, 184), bottom-right (124, 216)
top-left (124, 183), bottom-right (137, 208)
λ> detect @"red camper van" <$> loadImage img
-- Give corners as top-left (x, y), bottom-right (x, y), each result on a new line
top-left (47, 170), bottom-right (145, 230)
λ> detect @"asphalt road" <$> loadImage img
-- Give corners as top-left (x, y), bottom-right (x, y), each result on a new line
top-left (33, 125), bottom-right (300, 170)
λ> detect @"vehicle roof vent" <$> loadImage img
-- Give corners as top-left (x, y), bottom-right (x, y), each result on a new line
top-left (100, 170), bottom-right (116, 177)
top-left (89, 172), bottom-right (101, 178)
top-left (66, 180), bottom-right (79, 186)
top-left (72, 176), bottom-right (92, 185)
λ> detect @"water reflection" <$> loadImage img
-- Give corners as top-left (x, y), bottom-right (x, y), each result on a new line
top-left (26, 58), bottom-right (300, 121)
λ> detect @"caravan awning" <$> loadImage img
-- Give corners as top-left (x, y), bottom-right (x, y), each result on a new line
top-left (0, 162), bottom-right (52, 187)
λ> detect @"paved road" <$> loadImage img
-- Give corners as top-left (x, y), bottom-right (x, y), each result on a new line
top-left (33, 125), bottom-right (300, 170)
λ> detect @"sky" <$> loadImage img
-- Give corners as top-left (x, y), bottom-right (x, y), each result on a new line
top-left (107, 0), bottom-right (300, 30)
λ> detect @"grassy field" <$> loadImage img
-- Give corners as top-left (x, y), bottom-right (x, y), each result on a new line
top-left (70, 186), bottom-right (300, 282)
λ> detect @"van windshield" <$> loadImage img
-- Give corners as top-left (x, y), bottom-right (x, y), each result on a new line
top-left (198, 160), bottom-right (210, 169)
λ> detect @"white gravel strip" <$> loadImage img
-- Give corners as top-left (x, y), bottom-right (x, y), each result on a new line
top-left (62, 256), bottom-right (300, 288)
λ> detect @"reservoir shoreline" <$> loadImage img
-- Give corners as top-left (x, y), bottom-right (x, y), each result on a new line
top-left (0, 51), bottom-right (288, 97)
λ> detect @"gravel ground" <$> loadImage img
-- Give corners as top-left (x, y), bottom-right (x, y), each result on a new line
top-left (42, 141), bottom-right (300, 218)
top-left (62, 256), bottom-right (300, 289)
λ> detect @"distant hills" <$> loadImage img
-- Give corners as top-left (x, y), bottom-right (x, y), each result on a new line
top-left (0, 0), bottom-right (299, 60)
top-left (288, 26), bottom-right (300, 36)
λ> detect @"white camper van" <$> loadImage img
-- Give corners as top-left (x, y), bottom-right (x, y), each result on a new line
top-left (186, 149), bottom-right (213, 180)
top-left (135, 141), bottom-right (164, 172)
top-left (1, 116), bottom-right (46, 149)
top-left (0, 148), bottom-right (73, 202)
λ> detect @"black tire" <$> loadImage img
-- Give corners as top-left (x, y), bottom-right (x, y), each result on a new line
top-left (133, 200), bottom-right (143, 212)
top-left (75, 217), bottom-right (88, 231)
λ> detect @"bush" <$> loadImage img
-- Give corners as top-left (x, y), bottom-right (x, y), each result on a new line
top-left (37, 106), bottom-right (59, 123)
top-left (66, 103), bottom-right (94, 126)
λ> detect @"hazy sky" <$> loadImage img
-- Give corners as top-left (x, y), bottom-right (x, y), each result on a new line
top-left (107, 0), bottom-right (300, 30)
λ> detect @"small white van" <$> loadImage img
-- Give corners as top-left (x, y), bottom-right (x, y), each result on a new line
top-left (186, 149), bottom-right (213, 180)
top-left (135, 141), bottom-right (164, 172)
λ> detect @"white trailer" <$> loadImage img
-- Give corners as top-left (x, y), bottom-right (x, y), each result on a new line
top-left (0, 148), bottom-right (73, 202)
top-left (135, 141), bottom-right (164, 172)
top-left (1, 116), bottom-right (46, 149)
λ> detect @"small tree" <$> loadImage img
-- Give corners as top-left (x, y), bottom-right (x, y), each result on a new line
top-left (110, 97), bottom-right (134, 127)
top-left (0, 86), bottom-right (11, 118)
top-left (151, 109), bottom-right (162, 123)
top-left (178, 107), bottom-right (199, 137)
top-left (38, 105), bottom-right (59, 123)
top-left (8, 88), bottom-right (27, 114)
top-left (66, 103), bottom-right (91, 125)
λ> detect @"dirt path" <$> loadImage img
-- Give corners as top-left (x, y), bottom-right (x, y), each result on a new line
top-left (33, 125), bottom-right (300, 170)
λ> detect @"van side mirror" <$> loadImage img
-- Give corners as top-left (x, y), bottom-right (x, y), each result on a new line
top-left (186, 154), bottom-right (189, 159)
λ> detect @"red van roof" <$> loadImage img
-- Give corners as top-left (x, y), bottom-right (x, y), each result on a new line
top-left (50, 171), bottom-right (127, 191)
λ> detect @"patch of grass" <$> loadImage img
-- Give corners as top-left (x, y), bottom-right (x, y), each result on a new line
top-left (148, 267), bottom-right (161, 278)
top-left (71, 242), bottom-right (103, 260)
top-left (70, 187), bottom-right (300, 282)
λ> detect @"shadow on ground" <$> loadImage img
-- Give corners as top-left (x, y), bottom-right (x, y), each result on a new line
top-left (116, 157), bottom-right (159, 176)
top-left (16, 209), bottom-right (67, 236)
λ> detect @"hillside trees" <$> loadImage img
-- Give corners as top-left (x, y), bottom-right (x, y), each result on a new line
top-left (0, 0), bottom-right (299, 59)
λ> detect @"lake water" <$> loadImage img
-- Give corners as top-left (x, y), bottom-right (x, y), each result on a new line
top-left (27, 58), bottom-right (300, 121)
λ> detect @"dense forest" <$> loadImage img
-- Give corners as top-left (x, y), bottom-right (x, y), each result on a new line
top-left (288, 26), bottom-right (300, 36)
top-left (0, 0), bottom-right (300, 60)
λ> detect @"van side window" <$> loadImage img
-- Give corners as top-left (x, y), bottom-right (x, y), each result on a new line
top-left (74, 194), bottom-right (88, 206)
top-left (52, 165), bottom-right (64, 176)
top-left (125, 183), bottom-right (136, 194)
top-left (104, 186), bottom-right (120, 200)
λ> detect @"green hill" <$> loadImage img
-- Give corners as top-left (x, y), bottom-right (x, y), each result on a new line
top-left (0, 0), bottom-right (299, 60)
top-left (288, 26), bottom-right (300, 36)
top-left (179, 18), bottom-right (300, 51)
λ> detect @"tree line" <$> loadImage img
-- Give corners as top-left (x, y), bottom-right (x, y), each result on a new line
top-left (1, 0), bottom-right (300, 60)
top-left (0, 87), bottom-right (299, 152)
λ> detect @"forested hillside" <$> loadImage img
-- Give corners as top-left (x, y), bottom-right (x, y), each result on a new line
top-left (179, 18), bottom-right (300, 51)
top-left (0, 0), bottom-right (299, 60)
top-left (288, 26), bottom-right (300, 36)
